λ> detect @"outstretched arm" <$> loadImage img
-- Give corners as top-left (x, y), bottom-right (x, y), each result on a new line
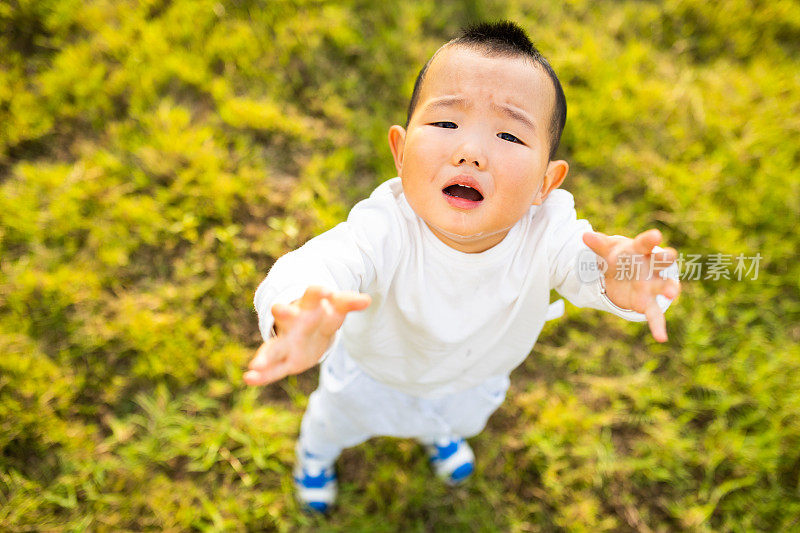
top-left (583, 229), bottom-right (681, 342)
top-left (244, 286), bottom-right (371, 386)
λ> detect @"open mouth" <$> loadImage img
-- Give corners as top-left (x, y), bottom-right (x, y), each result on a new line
top-left (442, 184), bottom-right (484, 202)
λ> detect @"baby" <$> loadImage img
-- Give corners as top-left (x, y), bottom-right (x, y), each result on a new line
top-left (245, 21), bottom-right (680, 513)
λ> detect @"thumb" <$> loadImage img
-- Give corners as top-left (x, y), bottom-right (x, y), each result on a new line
top-left (330, 291), bottom-right (372, 314)
top-left (582, 231), bottom-right (614, 258)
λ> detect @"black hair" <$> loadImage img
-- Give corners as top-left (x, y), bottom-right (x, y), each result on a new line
top-left (405, 21), bottom-right (567, 160)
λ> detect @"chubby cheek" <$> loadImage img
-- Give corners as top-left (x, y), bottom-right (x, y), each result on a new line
top-left (403, 130), bottom-right (448, 176)
top-left (398, 134), bottom-right (439, 212)
top-left (495, 167), bottom-right (542, 215)
top-left (494, 191), bottom-right (534, 227)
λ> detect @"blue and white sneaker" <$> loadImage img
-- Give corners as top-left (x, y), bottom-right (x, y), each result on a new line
top-left (293, 445), bottom-right (338, 513)
top-left (422, 437), bottom-right (475, 485)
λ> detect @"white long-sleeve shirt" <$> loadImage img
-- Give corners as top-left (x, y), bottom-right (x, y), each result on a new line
top-left (254, 178), bottom-right (672, 398)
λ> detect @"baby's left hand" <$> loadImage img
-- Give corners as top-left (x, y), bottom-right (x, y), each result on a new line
top-left (583, 229), bottom-right (681, 343)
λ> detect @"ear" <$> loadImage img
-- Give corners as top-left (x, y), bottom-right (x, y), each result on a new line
top-left (532, 159), bottom-right (569, 205)
top-left (388, 125), bottom-right (406, 176)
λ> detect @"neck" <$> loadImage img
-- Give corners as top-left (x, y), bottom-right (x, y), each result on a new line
top-left (425, 222), bottom-right (513, 253)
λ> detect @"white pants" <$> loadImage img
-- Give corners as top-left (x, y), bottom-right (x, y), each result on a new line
top-left (298, 345), bottom-right (511, 462)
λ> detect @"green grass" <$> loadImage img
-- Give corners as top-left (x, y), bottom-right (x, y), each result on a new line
top-left (1, 0), bottom-right (799, 530)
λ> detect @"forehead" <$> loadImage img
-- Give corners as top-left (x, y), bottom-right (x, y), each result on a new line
top-left (419, 45), bottom-right (555, 123)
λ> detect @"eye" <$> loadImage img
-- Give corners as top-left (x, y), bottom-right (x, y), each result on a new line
top-left (498, 132), bottom-right (524, 144)
top-left (430, 121), bottom-right (457, 129)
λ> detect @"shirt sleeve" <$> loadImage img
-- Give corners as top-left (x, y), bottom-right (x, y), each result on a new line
top-left (544, 190), bottom-right (677, 322)
top-left (253, 189), bottom-right (403, 342)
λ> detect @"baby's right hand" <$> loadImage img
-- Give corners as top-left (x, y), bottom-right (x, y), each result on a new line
top-left (243, 286), bottom-right (371, 386)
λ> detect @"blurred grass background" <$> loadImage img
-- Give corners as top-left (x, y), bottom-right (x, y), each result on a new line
top-left (1, 0), bottom-right (799, 530)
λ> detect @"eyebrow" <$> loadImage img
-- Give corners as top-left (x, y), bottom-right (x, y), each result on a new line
top-left (424, 96), bottom-right (536, 132)
top-left (491, 102), bottom-right (537, 132)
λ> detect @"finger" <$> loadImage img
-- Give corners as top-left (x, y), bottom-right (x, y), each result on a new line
top-left (298, 285), bottom-right (331, 310)
top-left (330, 291), bottom-right (372, 314)
top-left (651, 247), bottom-right (677, 265)
top-left (248, 340), bottom-right (282, 370)
top-left (271, 302), bottom-right (295, 320)
top-left (659, 278), bottom-right (681, 300)
top-left (271, 302), bottom-right (299, 334)
top-left (247, 342), bottom-right (269, 370)
top-left (244, 340), bottom-right (289, 385)
top-left (271, 302), bottom-right (299, 325)
top-left (644, 299), bottom-right (668, 343)
top-left (633, 229), bottom-right (662, 255)
top-left (646, 277), bottom-right (680, 301)
top-left (244, 362), bottom-right (288, 386)
top-left (582, 231), bottom-right (614, 258)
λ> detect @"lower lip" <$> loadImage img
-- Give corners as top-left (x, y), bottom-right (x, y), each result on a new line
top-left (442, 191), bottom-right (483, 210)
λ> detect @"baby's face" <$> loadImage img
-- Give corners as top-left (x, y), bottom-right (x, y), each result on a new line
top-left (389, 46), bottom-right (568, 253)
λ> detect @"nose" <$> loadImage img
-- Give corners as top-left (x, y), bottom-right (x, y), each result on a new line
top-left (451, 134), bottom-right (487, 170)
